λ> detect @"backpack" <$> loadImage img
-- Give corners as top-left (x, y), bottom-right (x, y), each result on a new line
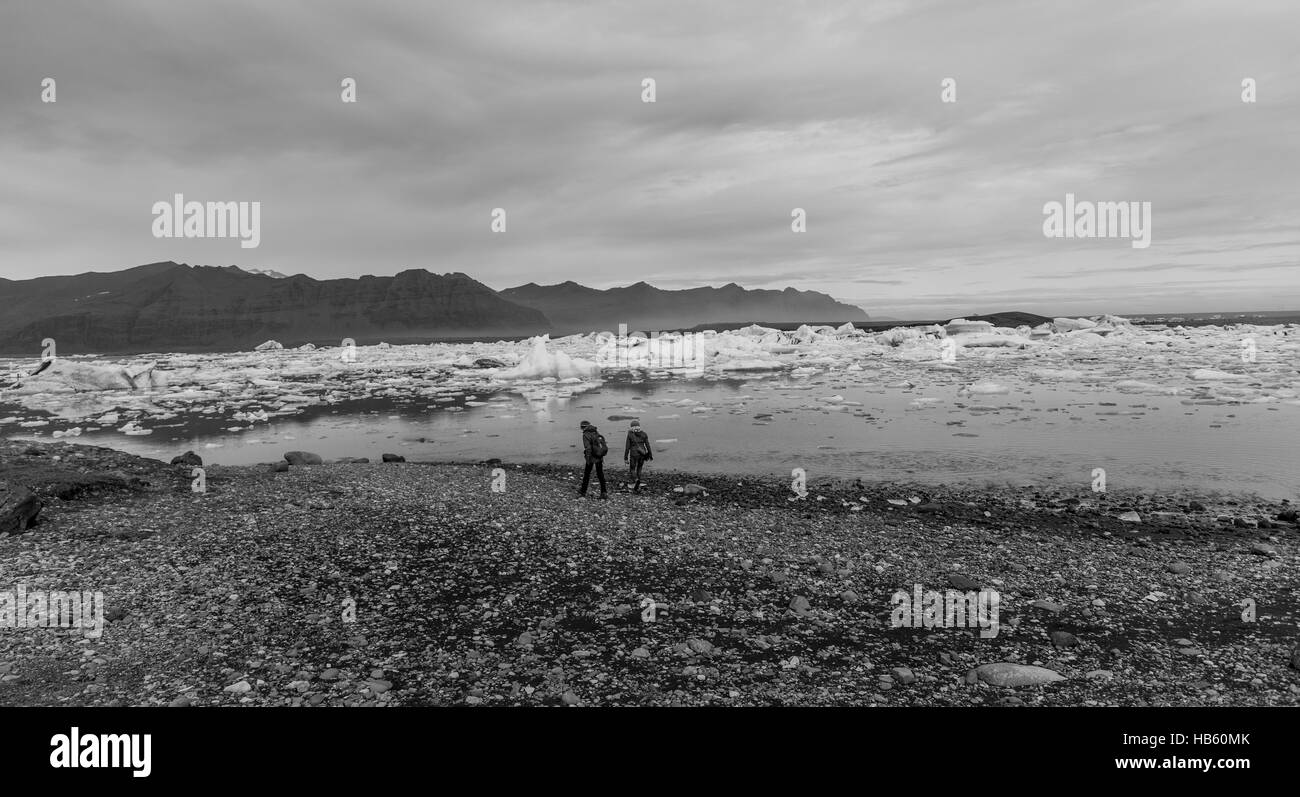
top-left (630, 429), bottom-right (650, 456)
top-left (590, 432), bottom-right (608, 458)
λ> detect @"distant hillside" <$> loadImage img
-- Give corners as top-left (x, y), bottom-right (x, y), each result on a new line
top-left (0, 262), bottom-right (549, 355)
top-left (501, 280), bottom-right (868, 334)
top-left (950, 311), bottom-right (1054, 328)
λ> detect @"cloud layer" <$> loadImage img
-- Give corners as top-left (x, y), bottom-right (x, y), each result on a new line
top-left (1, 0), bottom-right (1296, 318)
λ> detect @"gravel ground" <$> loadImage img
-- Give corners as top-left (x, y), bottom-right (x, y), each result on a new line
top-left (1, 439), bottom-right (1297, 707)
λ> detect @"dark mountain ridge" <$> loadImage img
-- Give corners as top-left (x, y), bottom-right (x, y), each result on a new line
top-left (0, 262), bottom-right (548, 355)
top-left (0, 262), bottom-right (873, 355)
top-left (501, 280), bottom-right (868, 334)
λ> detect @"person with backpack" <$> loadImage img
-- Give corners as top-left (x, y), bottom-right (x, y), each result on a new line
top-left (623, 419), bottom-right (653, 492)
top-left (578, 420), bottom-right (609, 499)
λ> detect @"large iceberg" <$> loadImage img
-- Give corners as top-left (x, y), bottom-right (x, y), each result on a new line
top-left (10, 358), bottom-right (166, 393)
top-left (499, 336), bottom-right (602, 381)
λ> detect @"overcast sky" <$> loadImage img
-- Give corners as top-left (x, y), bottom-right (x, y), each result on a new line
top-left (1, 0), bottom-right (1296, 319)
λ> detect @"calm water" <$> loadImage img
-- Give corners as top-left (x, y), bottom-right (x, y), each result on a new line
top-left (11, 374), bottom-right (1297, 499)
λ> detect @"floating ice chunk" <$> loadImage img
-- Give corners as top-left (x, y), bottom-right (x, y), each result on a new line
top-left (1115, 380), bottom-right (1179, 394)
top-left (944, 319), bottom-right (994, 335)
top-left (715, 358), bottom-right (784, 372)
top-left (1060, 330), bottom-right (1106, 345)
top-left (835, 322), bottom-right (864, 336)
top-left (952, 333), bottom-right (1034, 348)
top-left (52, 427), bottom-right (83, 438)
top-left (656, 438), bottom-right (677, 444)
top-left (1052, 317), bottom-right (1096, 332)
top-left (963, 381), bottom-right (1011, 395)
top-left (1190, 369), bottom-right (1248, 381)
top-left (499, 336), bottom-right (602, 381)
top-left (16, 359), bottom-right (163, 393)
top-left (119, 421), bottom-right (152, 435)
top-left (1030, 368), bottom-right (1084, 381)
top-left (820, 395), bottom-right (845, 403)
top-left (878, 327), bottom-right (932, 347)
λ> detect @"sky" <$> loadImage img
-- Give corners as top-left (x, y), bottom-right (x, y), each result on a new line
top-left (1, 0), bottom-right (1297, 319)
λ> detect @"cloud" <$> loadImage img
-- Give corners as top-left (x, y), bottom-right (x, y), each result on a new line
top-left (0, 0), bottom-right (1296, 318)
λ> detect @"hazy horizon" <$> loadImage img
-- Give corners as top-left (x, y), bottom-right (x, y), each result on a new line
top-left (2, 0), bottom-right (1297, 319)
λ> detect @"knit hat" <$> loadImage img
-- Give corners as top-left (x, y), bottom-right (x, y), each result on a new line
top-left (630, 420), bottom-right (641, 427)
top-left (579, 420), bottom-right (591, 429)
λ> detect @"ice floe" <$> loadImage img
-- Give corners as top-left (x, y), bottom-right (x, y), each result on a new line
top-left (0, 314), bottom-right (1295, 439)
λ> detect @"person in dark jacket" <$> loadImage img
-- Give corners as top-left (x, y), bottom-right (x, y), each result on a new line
top-left (578, 420), bottom-right (608, 499)
top-left (623, 419), bottom-right (653, 492)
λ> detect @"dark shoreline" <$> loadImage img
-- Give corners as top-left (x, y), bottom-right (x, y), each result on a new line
top-left (0, 439), bottom-right (1296, 707)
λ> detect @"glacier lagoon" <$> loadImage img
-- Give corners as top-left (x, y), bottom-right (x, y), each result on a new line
top-left (2, 317), bottom-right (1298, 498)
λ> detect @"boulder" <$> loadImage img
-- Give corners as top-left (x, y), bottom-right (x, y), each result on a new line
top-left (970, 663), bottom-right (1065, 687)
top-left (381, 453), bottom-right (406, 463)
top-left (1049, 630), bottom-right (1080, 648)
top-left (254, 340), bottom-right (283, 351)
top-left (948, 573), bottom-right (982, 591)
top-left (170, 451), bottom-right (203, 467)
top-left (283, 451), bottom-right (323, 466)
top-left (1, 481), bottom-right (42, 535)
top-left (471, 358), bottom-right (507, 369)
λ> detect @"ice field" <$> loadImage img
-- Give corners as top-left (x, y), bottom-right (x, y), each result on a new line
top-left (2, 316), bottom-right (1299, 497)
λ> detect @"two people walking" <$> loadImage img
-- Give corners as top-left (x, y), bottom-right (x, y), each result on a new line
top-left (578, 419), bottom-right (653, 498)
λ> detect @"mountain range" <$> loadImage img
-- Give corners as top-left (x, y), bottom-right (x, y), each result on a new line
top-left (0, 262), bottom-right (868, 355)
top-left (501, 280), bottom-right (868, 335)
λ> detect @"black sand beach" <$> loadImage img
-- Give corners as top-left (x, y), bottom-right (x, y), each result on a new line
top-left (1, 439), bottom-right (1296, 707)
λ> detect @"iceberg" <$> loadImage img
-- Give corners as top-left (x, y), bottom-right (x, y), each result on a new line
top-left (13, 359), bottom-right (165, 393)
top-left (499, 336), bottom-right (602, 381)
top-left (1052, 317), bottom-right (1097, 332)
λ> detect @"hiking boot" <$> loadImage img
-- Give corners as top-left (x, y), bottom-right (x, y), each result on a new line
top-left (599, 492), bottom-right (609, 500)
top-left (576, 490), bottom-right (587, 498)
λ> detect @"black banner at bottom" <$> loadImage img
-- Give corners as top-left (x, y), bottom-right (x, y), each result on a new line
top-left (0, 706), bottom-right (1284, 786)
